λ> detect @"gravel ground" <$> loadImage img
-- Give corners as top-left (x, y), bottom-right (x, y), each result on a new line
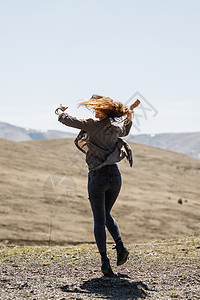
top-left (0, 235), bottom-right (200, 299)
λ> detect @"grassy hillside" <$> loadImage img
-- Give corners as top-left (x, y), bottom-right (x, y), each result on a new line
top-left (0, 235), bottom-right (200, 299)
top-left (0, 138), bottom-right (200, 244)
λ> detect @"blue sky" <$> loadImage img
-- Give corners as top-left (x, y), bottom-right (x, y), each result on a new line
top-left (0, 0), bottom-right (199, 134)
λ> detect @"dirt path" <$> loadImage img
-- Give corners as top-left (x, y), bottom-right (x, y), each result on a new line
top-left (0, 235), bottom-right (200, 299)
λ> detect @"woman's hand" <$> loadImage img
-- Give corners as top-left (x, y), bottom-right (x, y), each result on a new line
top-left (125, 99), bottom-right (140, 122)
top-left (129, 99), bottom-right (140, 111)
top-left (60, 104), bottom-right (68, 112)
top-left (55, 104), bottom-right (68, 115)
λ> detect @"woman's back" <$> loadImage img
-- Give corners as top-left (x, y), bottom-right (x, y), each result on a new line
top-left (58, 112), bottom-right (132, 170)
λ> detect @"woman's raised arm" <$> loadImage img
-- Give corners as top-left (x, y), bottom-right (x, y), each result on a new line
top-left (56, 104), bottom-right (95, 132)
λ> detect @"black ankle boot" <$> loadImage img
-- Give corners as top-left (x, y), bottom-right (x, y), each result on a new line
top-left (114, 243), bottom-right (129, 266)
top-left (101, 256), bottom-right (114, 276)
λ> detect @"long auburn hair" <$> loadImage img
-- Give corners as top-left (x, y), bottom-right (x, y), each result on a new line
top-left (80, 94), bottom-right (131, 123)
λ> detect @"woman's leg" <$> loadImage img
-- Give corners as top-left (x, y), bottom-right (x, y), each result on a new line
top-left (105, 172), bottom-right (129, 266)
top-left (88, 171), bottom-right (107, 253)
top-left (88, 170), bottom-right (115, 275)
top-left (105, 171), bottom-right (122, 242)
top-left (89, 191), bottom-right (107, 253)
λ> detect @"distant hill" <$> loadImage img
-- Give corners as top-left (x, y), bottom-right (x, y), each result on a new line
top-left (128, 132), bottom-right (200, 160)
top-left (0, 121), bottom-right (199, 159)
top-left (0, 121), bottom-right (75, 141)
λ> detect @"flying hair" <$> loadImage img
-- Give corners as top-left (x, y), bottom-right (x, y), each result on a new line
top-left (79, 94), bottom-right (132, 123)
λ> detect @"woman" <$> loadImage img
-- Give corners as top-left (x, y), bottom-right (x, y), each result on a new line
top-left (55, 94), bottom-right (139, 276)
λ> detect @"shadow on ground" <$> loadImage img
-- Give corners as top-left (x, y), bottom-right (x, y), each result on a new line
top-left (60, 273), bottom-right (149, 299)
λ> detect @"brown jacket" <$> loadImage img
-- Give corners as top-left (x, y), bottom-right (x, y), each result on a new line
top-left (58, 112), bottom-right (133, 170)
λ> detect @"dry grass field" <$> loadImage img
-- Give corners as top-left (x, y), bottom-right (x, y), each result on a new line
top-left (0, 137), bottom-right (200, 245)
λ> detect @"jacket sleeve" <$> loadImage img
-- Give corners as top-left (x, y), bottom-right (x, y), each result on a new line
top-left (118, 121), bottom-right (132, 137)
top-left (58, 112), bottom-right (95, 132)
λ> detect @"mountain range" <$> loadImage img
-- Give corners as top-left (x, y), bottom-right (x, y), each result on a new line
top-left (0, 121), bottom-right (75, 141)
top-left (0, 121), bottom-right (199, 159)
top-left (128, 132), bottom-right (200, 160)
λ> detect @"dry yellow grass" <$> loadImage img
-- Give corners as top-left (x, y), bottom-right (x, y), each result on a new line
top-left (0, 137), bottom-right (200, 244)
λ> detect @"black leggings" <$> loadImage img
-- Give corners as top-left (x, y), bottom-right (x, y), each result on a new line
top-left (88, 164), bottom-right (122, 253)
